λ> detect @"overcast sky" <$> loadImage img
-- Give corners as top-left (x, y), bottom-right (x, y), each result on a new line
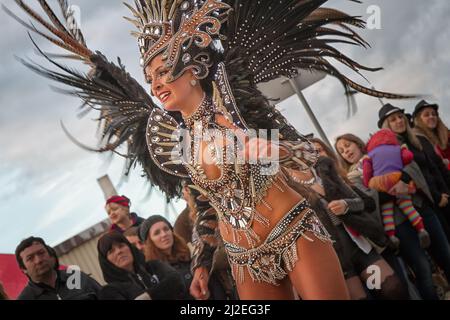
top-left (1, 0), bottom-right (449, 254)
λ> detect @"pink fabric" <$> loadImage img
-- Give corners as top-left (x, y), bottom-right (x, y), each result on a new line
top-left (0, 254), bottom-right (28, 299)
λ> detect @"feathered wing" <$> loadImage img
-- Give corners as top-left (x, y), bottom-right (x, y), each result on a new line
top-left (4, 0), bottom-right (184, 199)
top-left (221, 0), bottom-right (417, 139)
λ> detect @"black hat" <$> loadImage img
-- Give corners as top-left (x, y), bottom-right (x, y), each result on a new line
top-left (377, 103), bottom-right (405, 128)
top-left (138, 215), bottom-right (172, 242)
top-left (412, 100), bottom-right (439, 119)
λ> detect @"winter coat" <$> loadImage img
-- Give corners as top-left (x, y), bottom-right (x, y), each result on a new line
top-left (110, 212), bottom-right (145, 233)
top-left (170, 257), bottom-right (236, 300)
top-left (18, 270), bottom-right (101, 300)
top-left (98, 239), bottom-right (185, 300)
top-left (169, 260), bottom-right (194, 299)
top-left (398, 133), bottom-right (450, 204)
top-left (316, 156), bottom-right (387, 247)
top-left (414, 127), bottom-right (450, 170)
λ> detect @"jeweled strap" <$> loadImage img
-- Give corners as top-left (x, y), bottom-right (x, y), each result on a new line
top-left (266, 199), bottom-right (309, 242)
top-left (213, 63), bottom-right (249, 130)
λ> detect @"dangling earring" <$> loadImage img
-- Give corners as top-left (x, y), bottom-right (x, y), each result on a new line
top-left (190, 79), bottom-right (197, 87)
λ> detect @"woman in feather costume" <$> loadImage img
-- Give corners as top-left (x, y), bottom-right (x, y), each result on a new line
top-left (5, 0), bottom-right (416, 299)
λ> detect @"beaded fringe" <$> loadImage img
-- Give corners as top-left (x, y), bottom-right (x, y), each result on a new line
top-left (282, 240), bottom-right (299, 272)
top-left (229, 217), bottom-right (333, 285)
top-left (231, 241), bottom-right (302, 286)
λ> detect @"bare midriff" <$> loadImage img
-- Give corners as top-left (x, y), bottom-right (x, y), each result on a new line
top-left (220, 177), bottom-right (305, 249)
top-left (200, 148), bottom-right (305, 249)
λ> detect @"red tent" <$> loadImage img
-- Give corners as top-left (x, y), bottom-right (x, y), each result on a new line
top-left (0, 254), bottom-right (28, 299)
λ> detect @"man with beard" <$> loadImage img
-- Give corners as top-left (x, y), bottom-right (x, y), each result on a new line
top-left (15, 237), bottom-right (101, 300)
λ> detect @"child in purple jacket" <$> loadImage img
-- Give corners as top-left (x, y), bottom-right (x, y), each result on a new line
top-left (363, 129), bottom-right (430, 249)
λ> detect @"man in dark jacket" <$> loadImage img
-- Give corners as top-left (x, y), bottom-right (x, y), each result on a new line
top-left (105, 195), bottom-right (144, 233)
top-left (15, 237), bottom-right (101, 300)
top-left (97, 231), bottom-right (185, 300)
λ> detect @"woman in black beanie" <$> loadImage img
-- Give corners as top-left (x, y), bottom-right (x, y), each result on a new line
top-left (97, 231), bottom-right (185, 300)
top-left (139, 215), bottom-right (236, 300)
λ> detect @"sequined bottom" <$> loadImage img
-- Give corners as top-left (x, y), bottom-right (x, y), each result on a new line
top-left (224, 200), bottom-right (332, 285)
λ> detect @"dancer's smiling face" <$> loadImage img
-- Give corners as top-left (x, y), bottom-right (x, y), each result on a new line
top-left (145, 54), bottom-right (204, 117)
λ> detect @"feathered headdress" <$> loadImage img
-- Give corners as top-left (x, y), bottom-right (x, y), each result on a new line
top-left (5, 0), bottom-right (419, 200)
top-left (125, 0), bottom-right (418, 100)
top-left (3, 0), bottom-right (186, 199)
top-left (125, 0), bottom-right (231, 81)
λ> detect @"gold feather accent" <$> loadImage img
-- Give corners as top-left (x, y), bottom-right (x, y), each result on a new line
top-left (5, 0), bottom-right (92, 58)
top-left (344, 76), bottom-right (420, 99)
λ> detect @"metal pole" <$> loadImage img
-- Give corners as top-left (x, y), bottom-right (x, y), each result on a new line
top-left (346, 89), bottom-right (358, 118)
top-left (289, 79), bottom-right (333, 148)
